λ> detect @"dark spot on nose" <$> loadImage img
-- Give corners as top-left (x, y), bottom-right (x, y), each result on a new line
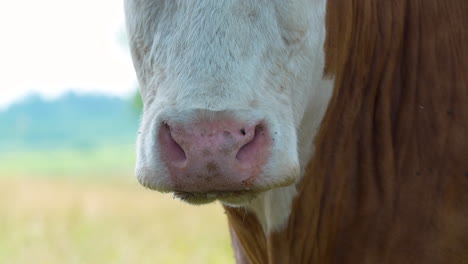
top-left (240, 128), bottom-right (246, 136)
top-left (255, 124), bottom-right (263, 133)
top-left (206, 161), bottom-right (219, 173)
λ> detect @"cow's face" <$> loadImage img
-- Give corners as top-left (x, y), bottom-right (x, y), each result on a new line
top-left (125, 0), bottom-right (329, 205)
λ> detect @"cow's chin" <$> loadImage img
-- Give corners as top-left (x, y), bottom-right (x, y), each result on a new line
top-left (173, 177), bottom-right (295, 207)
top-left (172, 190), bottom-right (259, 205)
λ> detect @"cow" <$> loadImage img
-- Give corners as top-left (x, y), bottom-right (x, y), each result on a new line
top-left (124, 0), bottom-right (468, 263)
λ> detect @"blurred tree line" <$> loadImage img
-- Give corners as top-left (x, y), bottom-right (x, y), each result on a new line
top-left (0, 92), bottom-right (140, 152)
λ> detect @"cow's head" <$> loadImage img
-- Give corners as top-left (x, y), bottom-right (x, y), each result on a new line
top-left (125, 0), bottom-right (330, 206)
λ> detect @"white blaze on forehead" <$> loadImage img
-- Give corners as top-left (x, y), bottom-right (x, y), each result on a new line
top-left (125, 0), bottom-right (333, 233)
top-left (126, 0), bottom-right (291, 110)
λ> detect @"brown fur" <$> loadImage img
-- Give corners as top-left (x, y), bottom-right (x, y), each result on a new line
top-left (225, 0), bottom-right (468, 263)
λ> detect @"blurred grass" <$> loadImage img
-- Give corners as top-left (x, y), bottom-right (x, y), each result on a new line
top-left (0, 145), bottom-right (136, 180)
top-left (0, 147), bottom-right (234, 264)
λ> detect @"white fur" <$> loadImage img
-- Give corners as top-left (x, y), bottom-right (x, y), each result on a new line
top-left (125, 0), bottom-right (333, 233)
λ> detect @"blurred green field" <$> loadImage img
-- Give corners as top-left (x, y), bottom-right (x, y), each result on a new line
top-left (0, 145), bottom-right (136, 179)
top-left (0, 147), bottom-right (234, 264)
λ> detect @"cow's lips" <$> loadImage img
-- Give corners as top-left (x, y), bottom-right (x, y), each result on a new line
top-left (172, 190), bottom-right (260, 205)
top-left (169, 176), bottom-right (297, 205)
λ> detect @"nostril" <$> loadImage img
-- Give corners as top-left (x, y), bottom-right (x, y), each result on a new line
top-left (236, 124), bottom-right (265, 163)
top-left (240, 128), bottom-right (246, 136)
top-left (160, 123), bottom-right (187, 163)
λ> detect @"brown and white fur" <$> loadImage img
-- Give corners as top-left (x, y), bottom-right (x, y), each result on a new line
top-left (125, 0), bottom-right (468, 263)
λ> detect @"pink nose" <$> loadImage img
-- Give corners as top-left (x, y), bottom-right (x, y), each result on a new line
top-left (158, 118), bottom-right (271, 193)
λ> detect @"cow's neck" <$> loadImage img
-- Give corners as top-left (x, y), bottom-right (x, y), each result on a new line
top-left (224, 153), bottom-right (328, 263)
top-left (242, 185), bottom-right (298, 233)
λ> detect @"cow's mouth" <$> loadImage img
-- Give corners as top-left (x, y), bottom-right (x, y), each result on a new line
top-left (170, 174), bottom-right (297, 205)
top-left (173, 190), bottom-right (260, 205)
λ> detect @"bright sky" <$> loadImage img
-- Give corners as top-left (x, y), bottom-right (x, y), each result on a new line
top-left (0, 0), bottom-right (137, 109)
